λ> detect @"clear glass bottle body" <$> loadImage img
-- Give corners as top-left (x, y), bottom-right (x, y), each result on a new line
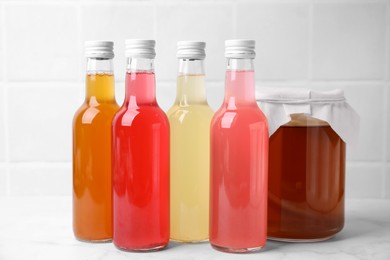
top-left (167, 59), bottom-right (213, 242)
top-left (210, 58), bottom-right (269, 253)
top-left (73, 57), bottom-right (119, 242)
top-left (112, 57), bottom-right (170, 251)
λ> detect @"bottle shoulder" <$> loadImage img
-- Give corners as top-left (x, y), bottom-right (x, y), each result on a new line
top-left (214, 102), bottom-right (265, 114)
top-left (113, 104), bottom-right (169, 127)
top-left (115, 103), bottom-right (166, 115)
top-left (212, 104), bottom-right (268, 127)
top-left (73, 102), bottom-right (119, 125)
top-left (168, 104), bottom-right (214, 121)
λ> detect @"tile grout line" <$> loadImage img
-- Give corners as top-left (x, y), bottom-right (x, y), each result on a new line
top-left (153, 0), bottom-right (157, 41)
top-left (307, 0), bottom-right (314, 81)
top-left (1, 2), bottom-right (10, 197)
top-left (384, 85), bottom-right (389, 198)
top-left (385, 0), bottom-right (390, 82)
top-left (232, 0), bottom-right (237, 38)
top-left (76, 1), bottom-right (83, 83)
top-left (382, 0), bottom-right (390, 199)
top-left (0, 1), bottom-right (4, 195)
top-left (74, 0), bottom-right (83, 195)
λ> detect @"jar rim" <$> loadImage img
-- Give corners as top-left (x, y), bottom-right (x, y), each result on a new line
top-left (283, 114), bottom-right (329, 127)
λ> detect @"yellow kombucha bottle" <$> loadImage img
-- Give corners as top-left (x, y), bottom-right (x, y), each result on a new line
top-left (167, 41), bottom-right (213, 242)
top-left (72, 41), bottom-right (119, 242)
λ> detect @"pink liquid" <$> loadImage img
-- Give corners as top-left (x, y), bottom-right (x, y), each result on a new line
top-left (210, 70), bottom-right (268, 252)
top-left (112, 72), bottom-right (170, 251)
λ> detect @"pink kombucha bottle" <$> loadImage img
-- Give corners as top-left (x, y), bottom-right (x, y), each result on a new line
top-left (210, 40), bottom-right (269, 253)
top-left (112, 40), bottom-right (170, 251)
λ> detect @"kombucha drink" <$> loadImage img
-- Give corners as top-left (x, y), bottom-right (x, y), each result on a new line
top-left (210, 40), bottom-right (268, 253)
top-left (112, 40), bottom-right (169, 251)
top-left (168, 41), bottom-right (213, 242)
top-left (268, 114), bottom-right (346, 241)
top-left (73, 41), bottom-right (118, 242)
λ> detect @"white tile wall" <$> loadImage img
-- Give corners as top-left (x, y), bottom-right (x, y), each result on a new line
top-left (155, 2), bottom-right (233, 82)
top-left (386, 0), bottom-right (390, 82)
top-left (0, 165), bottom-right (6, 196)
top-left (312, 2), bottom-right (386, 80)
top-left (156, 82), bottom-right (175, 112)
top-left (0, 84), bottom-right (5, 162)
top-left (338, 84), bottom-right (386, 162)
top-left (0, 3), bottom-right (3, 81)
top-left (7, 84), bottom-right (80, 162)
top-left (0, 4), bottom-right (4, 162)
top-left (237, 3), bottom-right (310, 80)
top-left (81, 2), bottom-right (155, 82)
top-left (9, 164), bottom-right (71, 196)
top-left (115, 81), bottom-right (125, 108)
top-left (386, 165), bottom-right (390, 198)
top-left (4, 3), bottom-right (79, 81)
top-left (0, 0), bottom-right (389, 198)
top-left (204, 82), bottom-right (225, 112)
top-left (387, 85), bottom-right (390, 162)
top-left (346, 163), bottom-right (384, 198)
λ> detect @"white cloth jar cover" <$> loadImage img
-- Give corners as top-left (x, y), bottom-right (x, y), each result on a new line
top-left (256, 87), bottom-right (360, 146)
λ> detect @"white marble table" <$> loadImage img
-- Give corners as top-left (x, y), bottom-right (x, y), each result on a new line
top-left (0, 197), bottom-right (389, 260)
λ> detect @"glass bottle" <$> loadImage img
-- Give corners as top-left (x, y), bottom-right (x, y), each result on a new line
top-left (167, 41), bottom-right (213, 242)
top-left (73, 41), bottom-right (119, 242)
top-left (210, 40), bottom-right (269, 253)
top-left (112, 39), bottom-right (170, 251)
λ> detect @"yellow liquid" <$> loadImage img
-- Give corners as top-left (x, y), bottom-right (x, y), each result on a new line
top-left (167, 75), bottom-right (214, 242)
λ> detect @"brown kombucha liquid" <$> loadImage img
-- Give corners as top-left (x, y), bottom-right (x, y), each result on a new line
top-left (268, 123), bottom-right (346, 241)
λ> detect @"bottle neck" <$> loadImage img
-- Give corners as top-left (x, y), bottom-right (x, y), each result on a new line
top-left (224, 58), bottom-right (256, 106)
top-left (125, 58), bottom-right (156, 105)
top-left (85, 58), bottom-right (115, 103)
top-left (178, 58), bottom-right (204, 75)
top-left (175, 59), bottom-right (207, 105)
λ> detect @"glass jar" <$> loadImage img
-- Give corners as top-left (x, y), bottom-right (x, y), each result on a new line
top-left (268, 113), bottom-right (345, 241)
top-left (257, 88), bottom-right (359, 242)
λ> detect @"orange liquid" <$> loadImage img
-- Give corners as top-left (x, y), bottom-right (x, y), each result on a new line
top-left (268, 125), bottom-right (345, 241)
top-left (73, 73), bottom-right (119, 241)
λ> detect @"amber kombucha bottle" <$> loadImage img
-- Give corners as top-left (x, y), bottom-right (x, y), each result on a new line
top-left (73, 41), bottom-right (119, 242)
